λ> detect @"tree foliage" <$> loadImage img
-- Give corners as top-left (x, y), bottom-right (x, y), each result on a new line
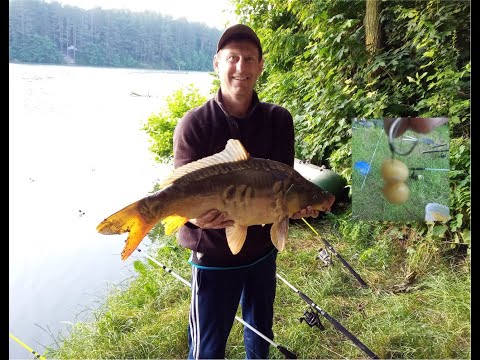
top-left (142, 0), bottom-right (470, 245)
top-left (142, 85), bottom-right (208, 163)
top-left (230, 0), bottom-right (470, 251)
top-left (9, 0), bottom-right (222, 71)
top-left (233, 0), bottom-right (469, 167)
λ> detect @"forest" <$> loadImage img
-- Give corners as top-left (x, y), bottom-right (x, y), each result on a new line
top-left (9, 0), bottom-right (222, 71)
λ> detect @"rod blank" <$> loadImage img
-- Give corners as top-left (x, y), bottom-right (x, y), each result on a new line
top-left (276, 274), bottom-right (379, 359)
top-left (139, 250), bottom-right (297, 359)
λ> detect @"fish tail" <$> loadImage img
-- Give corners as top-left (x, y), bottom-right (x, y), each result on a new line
top-left (96, 200), bottom-right (158, 261)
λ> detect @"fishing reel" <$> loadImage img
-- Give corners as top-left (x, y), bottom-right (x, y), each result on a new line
top-left (409, 170), bottom-right (424, 181)
top-left (316, 248), bottom-right (332, 267)
top-left (299, 308), bottom-right (325, 331)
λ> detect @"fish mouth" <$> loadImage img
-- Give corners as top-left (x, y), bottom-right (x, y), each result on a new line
top-left (310, 192), bottom-right (336, 213)
top-left (322, 192), bottom-right (336, 212)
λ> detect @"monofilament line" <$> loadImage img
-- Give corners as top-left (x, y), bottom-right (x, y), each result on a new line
top-left (360, 129), bottom-right (383, 191)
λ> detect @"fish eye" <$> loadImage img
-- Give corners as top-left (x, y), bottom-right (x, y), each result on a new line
top-left (313, 195), bottom-right (318, 199)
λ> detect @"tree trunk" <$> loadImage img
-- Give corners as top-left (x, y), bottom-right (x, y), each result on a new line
top-left (365, 0), bottom-right (381, 56)
top-left (365, 0), bottom-right (382, 82)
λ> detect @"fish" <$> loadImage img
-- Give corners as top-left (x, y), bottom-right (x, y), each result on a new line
top-left (96, 139), bottom-right (335, 260)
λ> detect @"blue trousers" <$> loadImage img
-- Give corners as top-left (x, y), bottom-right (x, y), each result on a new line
top-left (188, 250), bottom-right (277, 359)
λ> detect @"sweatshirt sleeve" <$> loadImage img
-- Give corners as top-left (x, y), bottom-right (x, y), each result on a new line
top-left (173, 110), bottom-right (210, 169)
top-left (272, 106), bottom-right (295, 167)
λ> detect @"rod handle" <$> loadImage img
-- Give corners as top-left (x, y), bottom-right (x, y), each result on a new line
top-left (277, 345), bottom-right (297, 359)
top-left (298, 291), bottom-right (314, 306)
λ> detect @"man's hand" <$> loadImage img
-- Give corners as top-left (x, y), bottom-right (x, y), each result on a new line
top-left (190, 209), bottom-right (234, 229)
top-left (384, 117), bottom-right (448, 138)
top-left (290, 206), bottom-right (320, 220)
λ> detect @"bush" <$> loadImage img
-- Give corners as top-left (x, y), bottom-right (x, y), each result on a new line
top-left (142, 85), bottom-right (207, 163)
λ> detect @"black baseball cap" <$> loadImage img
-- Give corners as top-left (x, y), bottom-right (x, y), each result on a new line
top-left (216, 24), bottom-right (262, 59)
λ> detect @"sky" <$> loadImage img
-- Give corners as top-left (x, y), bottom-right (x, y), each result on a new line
top-left (45, 0), bottom-right (238, 29)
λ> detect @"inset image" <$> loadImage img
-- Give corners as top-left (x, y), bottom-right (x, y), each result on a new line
top-left (351, 118), bottom-right (449, 222)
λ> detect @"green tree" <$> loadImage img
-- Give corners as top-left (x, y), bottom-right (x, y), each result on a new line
top-left (142, 85), bottom-right (208, 163)
top-left (231, 0), bottom-right (470, 249)
top-left (9, 0), bottom-right (221, 70)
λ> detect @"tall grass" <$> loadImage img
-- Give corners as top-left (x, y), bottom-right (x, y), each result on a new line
top-left (44, 211), bottom-right (470, 359)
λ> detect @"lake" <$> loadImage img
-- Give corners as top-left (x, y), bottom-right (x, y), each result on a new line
top-left (9, 63), bottom-right (214, 359)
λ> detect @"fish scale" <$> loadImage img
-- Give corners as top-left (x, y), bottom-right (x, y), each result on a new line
top-left (97, 139), bottom-right (335, 260)
top-left (176, 158), bottom-right (288, 184)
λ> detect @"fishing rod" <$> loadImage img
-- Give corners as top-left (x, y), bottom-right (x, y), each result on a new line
top-left (302, 219), bottom-right (368, 288)
top-left (275, 274), bottom-right (379, 359)
top-left (409, 167), bottom-right (449, 171)
top-left (320, 237), bottom-right (368, 288)
top-left (422, 149), bottom-right (448, 154)
top-left (360, 129), bottom-right (383, 191)
top-left (9, 332), bottom-right (47, 360)
top-left (136, 248), bottom-right (298, 359)
top-left (137, 249), bottom-right (375, 359)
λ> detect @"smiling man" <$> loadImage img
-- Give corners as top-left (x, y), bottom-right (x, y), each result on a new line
top-left (172, 24), bottom-right (319, 359)
top-left (212, 25), bottom-right (264, 117)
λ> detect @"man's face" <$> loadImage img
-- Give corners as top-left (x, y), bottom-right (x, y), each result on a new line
top-left (213, 40), bottom-right (264, 98)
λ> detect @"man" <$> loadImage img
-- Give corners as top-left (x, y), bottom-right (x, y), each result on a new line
top-left (173, 24), bottom-right (318, 359)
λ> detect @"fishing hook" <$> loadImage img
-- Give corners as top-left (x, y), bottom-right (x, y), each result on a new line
top-left (388, 118), bottom-right (419, 157)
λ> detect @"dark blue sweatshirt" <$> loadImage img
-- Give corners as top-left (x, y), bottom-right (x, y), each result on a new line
top-left (172, 89), bottom-right (294, 267)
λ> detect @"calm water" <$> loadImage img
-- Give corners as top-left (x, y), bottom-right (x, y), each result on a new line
top-left (9, 63), bottom-right (214, 359)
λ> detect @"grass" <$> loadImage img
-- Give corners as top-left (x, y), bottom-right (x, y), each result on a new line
top-left (43, 209), bottom-right (470, 359)
top-left (351, 123), bottom-right (449, 221)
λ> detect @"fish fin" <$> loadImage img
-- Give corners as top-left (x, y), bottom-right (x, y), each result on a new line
top-left (157, 139), bottom-right (250, 188)
top-left (270, 217), bottom-right (289, 251)
top-left (96, 201), bottom-right (157, 261)
top-left (161, 215), bottom-right (188, 235)
top-left (120, 220), bottom-right (157, 261)
top-left (225, 224), bottom-right (248, 255)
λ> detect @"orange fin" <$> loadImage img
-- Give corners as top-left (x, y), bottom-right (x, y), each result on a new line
top-left (270, 217), bottom-right (289, 251)
top-left (225, 224), bottom-right (248, 255)
top-left (120, 219), bottom-right (157, 260)
top-left (96, 201), bottom-right (140, 235)
top-left (161, 215), bottom-right (188, 235)
top-left (96, 201), bottom-right (157, 261)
